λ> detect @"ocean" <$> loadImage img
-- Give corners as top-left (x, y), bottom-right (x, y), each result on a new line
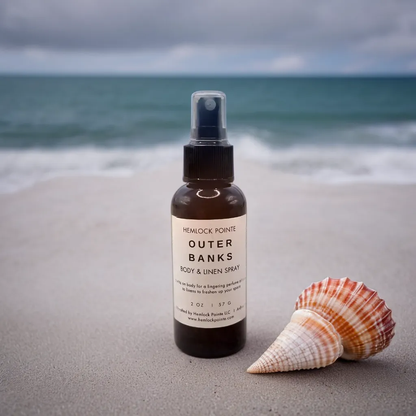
top-left (1, 75), bottom-right (415, 193)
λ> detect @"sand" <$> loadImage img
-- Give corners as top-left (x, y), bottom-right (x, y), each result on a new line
top-left (1, 161), bottom-right (415, 415)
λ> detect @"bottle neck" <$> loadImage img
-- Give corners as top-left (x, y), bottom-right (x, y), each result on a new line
top-left (186, 179), bottom-right (232, 189)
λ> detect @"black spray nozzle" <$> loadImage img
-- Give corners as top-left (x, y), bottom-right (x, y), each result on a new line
top-left (184, 91), bottom-right (233, 181)
top-left (191, 91), bottom-right (227, 140)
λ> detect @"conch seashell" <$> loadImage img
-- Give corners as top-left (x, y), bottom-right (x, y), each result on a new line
top-left (247, 277), bottom-right (395, 373)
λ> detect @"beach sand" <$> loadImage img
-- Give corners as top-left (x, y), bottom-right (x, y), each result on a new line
top-left (1, 161), bottom-right (415, 415)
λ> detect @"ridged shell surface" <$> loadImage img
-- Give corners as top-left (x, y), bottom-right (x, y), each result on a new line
top-left (247, 309), bottom-right (343, 373)
top-left (295, 277), bottom-right (396, 360)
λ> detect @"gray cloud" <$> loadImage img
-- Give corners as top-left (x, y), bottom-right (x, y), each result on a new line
top-left (0, 0), bottom-right (415, 57)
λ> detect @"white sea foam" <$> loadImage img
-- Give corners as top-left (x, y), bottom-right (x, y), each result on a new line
top-left (1, 128), bottom-right (416, 194)
top-left (0, 143), bottom-right (182, 194)
top-left (235, 134), bottom-right (416, 184)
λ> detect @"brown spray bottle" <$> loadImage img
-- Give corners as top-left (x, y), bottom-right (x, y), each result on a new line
top-left (171, 91), bottom-right (247, 358)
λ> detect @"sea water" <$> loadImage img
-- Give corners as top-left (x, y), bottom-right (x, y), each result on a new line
top-left (1, 76), bottom-right (415, 193)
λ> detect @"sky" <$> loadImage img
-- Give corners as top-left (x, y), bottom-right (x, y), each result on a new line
top-left (0, 0), bottom-right (415, 75)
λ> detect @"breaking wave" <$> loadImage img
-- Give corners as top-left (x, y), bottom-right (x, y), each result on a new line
top-left (1, 122), bottom-right (416, 193)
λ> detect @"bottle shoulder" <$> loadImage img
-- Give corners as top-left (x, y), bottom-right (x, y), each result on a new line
top-left (171, 183), bottom-right (246, 220)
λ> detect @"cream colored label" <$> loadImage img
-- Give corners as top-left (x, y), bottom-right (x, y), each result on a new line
top-left (172, 215), bottom-right (247, 329)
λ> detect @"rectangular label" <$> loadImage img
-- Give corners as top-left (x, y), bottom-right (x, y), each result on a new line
top-left (172, 215), bottom-right (247, 329)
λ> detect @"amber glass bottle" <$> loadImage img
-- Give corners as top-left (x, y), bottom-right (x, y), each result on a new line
top-left (171, 91), bottom-right (247, 358)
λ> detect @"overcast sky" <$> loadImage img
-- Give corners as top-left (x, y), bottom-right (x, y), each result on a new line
top-left (0, 0), bottom-right (415, 74)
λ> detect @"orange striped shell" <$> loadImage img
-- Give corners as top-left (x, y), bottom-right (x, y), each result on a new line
top-left (295, 277), bottom-right (396, 360)
top-left (247, 277), bottom-right (395, 373)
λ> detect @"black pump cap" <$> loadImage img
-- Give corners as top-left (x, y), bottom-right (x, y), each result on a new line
top-left (184, 91), bottom-right (233, 182)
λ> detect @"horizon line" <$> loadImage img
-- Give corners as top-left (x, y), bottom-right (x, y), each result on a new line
top-left (0, 72), bottom-right (415, 78)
